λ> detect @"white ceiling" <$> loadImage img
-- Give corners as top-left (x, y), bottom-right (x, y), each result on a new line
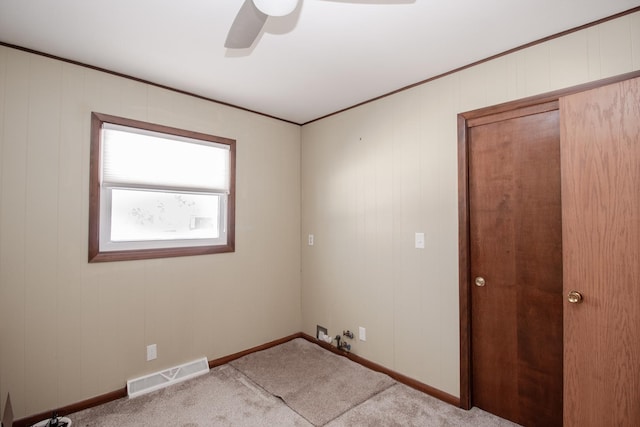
top-left (0, 0), bottom-right (638, 124)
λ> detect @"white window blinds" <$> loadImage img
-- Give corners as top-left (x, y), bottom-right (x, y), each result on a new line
top-left (102, 124), bottom-right (230, 192)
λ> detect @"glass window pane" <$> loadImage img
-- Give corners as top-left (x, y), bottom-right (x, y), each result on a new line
top-left (110, 189), bottom-right (221, 242)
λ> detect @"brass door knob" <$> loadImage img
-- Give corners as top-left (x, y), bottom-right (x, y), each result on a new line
top-left (475, 277), bottom-right (486, 287)
top-left (567, 290), bottom-right (583, 304)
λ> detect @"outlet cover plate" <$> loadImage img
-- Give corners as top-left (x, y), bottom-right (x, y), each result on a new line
top-left (359, 326), bottom-right (366, 341)
top-left (316, 325), bottom-right (328, 340)
top-left (147, 344), bottom-right (157, 361)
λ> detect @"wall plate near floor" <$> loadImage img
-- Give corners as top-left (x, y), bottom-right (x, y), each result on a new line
top-left (359, 326), bottom-right (366, 341)
top-left (317, 325), bottom-right (328, 340)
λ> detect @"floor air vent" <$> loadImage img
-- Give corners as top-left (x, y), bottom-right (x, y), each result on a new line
top-left (127, 357), bottom-right (209, 398)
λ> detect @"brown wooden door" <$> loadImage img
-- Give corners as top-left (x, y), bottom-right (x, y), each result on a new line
top-left (468, 107), bottom-right (563, 426)
top-left (560, 77), bottom-right (640, 426)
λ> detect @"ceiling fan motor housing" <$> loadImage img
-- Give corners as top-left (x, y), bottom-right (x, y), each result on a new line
top-left (252, 0), bottom-right (299, 17)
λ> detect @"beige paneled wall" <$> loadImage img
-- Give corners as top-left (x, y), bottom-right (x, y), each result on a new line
top-left (301, 11), bottom-right (640, 397)
top-left (0, 46), bottom-right (301, 418)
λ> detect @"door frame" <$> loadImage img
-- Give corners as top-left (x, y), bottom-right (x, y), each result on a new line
top-left (456, 70), bottom-right (640, 410)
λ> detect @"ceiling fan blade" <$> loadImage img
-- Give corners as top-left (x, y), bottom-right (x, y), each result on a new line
top-left (225, 0), bottom-right (268, 49)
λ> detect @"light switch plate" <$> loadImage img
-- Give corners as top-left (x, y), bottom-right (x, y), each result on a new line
top-left (415, 232), bottom-right (425, 249)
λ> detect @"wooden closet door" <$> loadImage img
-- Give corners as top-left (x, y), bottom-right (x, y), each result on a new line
top-left (561, 77), bottom-right (640, 426)
top-left (469, 108), bottom-right (563, 426)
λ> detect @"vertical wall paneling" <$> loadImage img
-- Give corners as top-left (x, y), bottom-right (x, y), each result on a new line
top-left (55, 62), bottom-right (85, 407)
top-left (458, 67), bottom-right (488, 112)
top-left (1, 49), bottom-right (30, 416)
top-left (549, 31), bottom-right (590, 89)
top-left (483, 57), bottom-right (511, 107)
top-left (0, 42), bottom-right (4, 421)
top-left (0, 41), bottom-right (301, 419)
top-left (632, 12), bottom-right (640, 69)
top-left (119, 79), bottom-right (148, 123)
top-left (599, 14), bottom-right (634, 77)
top-left (0, 37), bottom-right (6, 421)
top-left (23, 54), bottom-right (63, 414)
top-left (586, 26), bottom-right (603, 80)
top-left (300, 12), bottom-right (640, 398)
top-left (523, 43), bottom-right (551, 96)
top-left (392, 88), bottom-right (428, 381)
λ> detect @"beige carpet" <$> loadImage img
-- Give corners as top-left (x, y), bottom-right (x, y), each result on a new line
top-left (69, 338), bottom-right (520, 426)
top-left (70, 364), bottom-right (311, 426)
top-left (326, 383), bottom-right (518, 427)
top-left (230, 338), bottom-right (395, 425)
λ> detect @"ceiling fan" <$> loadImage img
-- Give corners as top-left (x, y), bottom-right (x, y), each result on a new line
top-left (225, 0), bottom-right (411, 49)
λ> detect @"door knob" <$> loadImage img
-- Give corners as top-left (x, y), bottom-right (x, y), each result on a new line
top-left (475, 277), bottom-right (486, 287)
top-left (567, 290), bottom-right (583, 304)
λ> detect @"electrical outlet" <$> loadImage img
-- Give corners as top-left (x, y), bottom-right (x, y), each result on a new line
top-left (146, 344), bottom-right (157, 361)
top-left (308, 234), bottom-right (314, 246)
top-left (359, 326), bottom-right (366, 342)
top-left (316, 325), bottom-right (328, 340)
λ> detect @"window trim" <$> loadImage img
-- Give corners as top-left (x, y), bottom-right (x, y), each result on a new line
top-left (89, 112), bottom-right (236, 262)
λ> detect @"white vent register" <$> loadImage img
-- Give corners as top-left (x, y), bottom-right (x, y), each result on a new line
top-left (127, 357), bottom-right (209, 398)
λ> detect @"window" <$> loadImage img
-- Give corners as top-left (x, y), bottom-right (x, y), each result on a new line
top-left (89, 112), bottom-right (235, 262)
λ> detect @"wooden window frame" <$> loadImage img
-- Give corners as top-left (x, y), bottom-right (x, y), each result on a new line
top-left (89, 112), bottom-right (236, 262)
